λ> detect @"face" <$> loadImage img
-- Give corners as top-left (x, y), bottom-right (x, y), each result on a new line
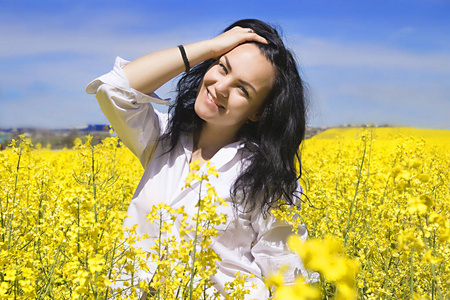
top-left (195, 43), bottom-right (276, 133)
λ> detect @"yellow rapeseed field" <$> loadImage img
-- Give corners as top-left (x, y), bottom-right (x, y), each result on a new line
top-left (297, 127), bottom-right (449, 299)
top-left (1, 127), bottom-right (448, 299)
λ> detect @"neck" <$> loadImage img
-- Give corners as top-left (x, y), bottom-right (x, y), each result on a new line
top-left (193, 123), bottom-right (240, 161)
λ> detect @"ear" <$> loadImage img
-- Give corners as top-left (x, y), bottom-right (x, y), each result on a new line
top-left (248, 111), bottom-right (262, 122)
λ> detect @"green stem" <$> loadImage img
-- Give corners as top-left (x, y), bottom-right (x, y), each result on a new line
top-left (344, 134), bottom-right (367, 246)
top-left (7, 145), bottom-right (22, 249)
top-left (92, 147), bottom-right (97, 223)
top-left (409, 247), bottom-right (414, 299)
top-left (188, 180), bottom-right (203, 300)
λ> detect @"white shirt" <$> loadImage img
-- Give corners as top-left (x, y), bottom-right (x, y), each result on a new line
top-left (86, 57), bottom-right (312, 299)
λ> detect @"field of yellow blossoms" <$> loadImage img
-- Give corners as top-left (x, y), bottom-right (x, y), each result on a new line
top-left (1, 127), bottom-right (449, 299)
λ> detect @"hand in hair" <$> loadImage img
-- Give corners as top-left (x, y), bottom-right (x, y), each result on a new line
top-left (122, 26), bottom-right (267, 95)
top-left (208, 26), bottom-right (269, 58)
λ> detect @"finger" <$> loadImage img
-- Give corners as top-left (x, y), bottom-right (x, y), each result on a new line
top-left (252, 35), bottom-right (269, 45)
top-left (242, 27), bottom-right (269, 44)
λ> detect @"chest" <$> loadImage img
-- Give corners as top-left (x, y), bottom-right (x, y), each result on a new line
top-left (128, 139), bottom-right (257, 244)
top-left (135, 141), bottom-right (249, 218)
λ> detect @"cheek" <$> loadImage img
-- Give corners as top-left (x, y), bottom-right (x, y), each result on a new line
top-left (228, 98), bottom-right (256, 120)
top-left (195, 79), bottom-right (209, 106)
top-left (202, 65), bottom-right (217, 84)
top-left (193, 91), bottom-right (211, 121)
top-left (193, 96), bottom-right (203, 116)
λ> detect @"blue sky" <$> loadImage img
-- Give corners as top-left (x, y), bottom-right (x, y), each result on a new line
top-left (1, 0), bottom-right (449, 129)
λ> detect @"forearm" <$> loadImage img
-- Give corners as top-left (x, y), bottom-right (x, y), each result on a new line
top-left (122, 26), bottom-right (268, 95)
top-left (123, 40), bottom-right (215, 95)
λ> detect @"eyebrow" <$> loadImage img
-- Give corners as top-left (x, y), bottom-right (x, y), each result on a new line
top-left (224, 56), bottom-right (257, 95)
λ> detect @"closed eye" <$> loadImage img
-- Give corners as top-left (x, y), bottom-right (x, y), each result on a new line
top-left (219, 63), bottom-right (228, 74)
top-left (239, 86), bottom-right (249, 97)
top-left (220, 57), bottom-right (252, 98)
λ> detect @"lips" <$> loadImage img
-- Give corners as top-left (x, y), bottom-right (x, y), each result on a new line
top-left (207, 89), bottom-right (225, 109)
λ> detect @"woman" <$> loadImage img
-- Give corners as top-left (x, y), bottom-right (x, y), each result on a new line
top-left (87, 19), bottom-right (313, 299)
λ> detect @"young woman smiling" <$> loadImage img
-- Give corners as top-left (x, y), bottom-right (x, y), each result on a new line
top-left (87, 19), bottom-right (313, 299)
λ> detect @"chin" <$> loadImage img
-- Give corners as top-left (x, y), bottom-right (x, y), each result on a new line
top-left (193, 97), bottom-right (209, 122)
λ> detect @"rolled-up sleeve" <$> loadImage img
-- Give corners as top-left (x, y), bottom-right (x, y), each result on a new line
top-left (86, 57), bottom-right (170, 168)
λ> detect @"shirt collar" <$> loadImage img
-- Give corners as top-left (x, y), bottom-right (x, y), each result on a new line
top-left (180, 133), bottom-right (246, 170)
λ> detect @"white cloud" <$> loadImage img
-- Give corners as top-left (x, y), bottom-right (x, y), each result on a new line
top-left (0, 25), bottom-right (185, 59)
top-left (1, 10), bottom-right (449, 129)
top-left (293, 37), bottom-right (450, 73)
top-left (284, 35), bottom-right (450, 128)
top-left (0, 8), bottom-right (214, 60)
top-left (337, 81), bottom-right (450, 107)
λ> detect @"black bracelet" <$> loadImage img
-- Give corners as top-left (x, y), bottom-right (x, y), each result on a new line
top-left (178, 45), bottom-right (190, 73)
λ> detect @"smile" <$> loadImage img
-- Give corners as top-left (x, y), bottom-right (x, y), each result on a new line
top-left (207, 90), bottom-right (225, 109)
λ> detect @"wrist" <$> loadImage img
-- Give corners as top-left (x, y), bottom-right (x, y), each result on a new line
top-left (184, 40), bottom-right (217, 67)
top-left (178, 45), bottom-right (190, 73)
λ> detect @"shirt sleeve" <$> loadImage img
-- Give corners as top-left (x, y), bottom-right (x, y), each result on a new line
top-left (250, 196), bottom-right (317, 285)
top-left (85, 57), bottom-right (170, 168)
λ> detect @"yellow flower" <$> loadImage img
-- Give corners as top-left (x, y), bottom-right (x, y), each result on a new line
top-left (396, 179), bottom-right (410, 192)
top-left (124, 263), bottom-right (135, 274)
top-left (189, 158), bottom-right (201, 172)
top-left (0, 282), bottom-right (10, 296)
top-left (398, 170), bottom-right (411, 181)
top-left (287, 236), bottom-right (358, 299)
top-left (409, 159), bottom-right (422, 169)
top-left (184, 171), bottom-right (201, 188)
top-left (422, 249), bottom-right (441, 264)
top-left (21, 267), bottom-right (33, 278)
top-left (266, 271), bottom-right (285, 288)
top-left (417, 173), bottom-right (430, 182)
top-left (206, 183), bottom-right (217, 200)
top-left (88, 255), bottom-right (105, 273)
top-left (73, 137), bottom-right (82, 147)
top-left (439, 228), bottom-right (450, 243)
top-left (429, 212), bottom-right (444, 225)
top-left (4, 269), bottom-right (16, 281)
top-left (271, 200), bottom-right (303, 234)
top-left (206, 161), bottom-right (219, 178)
top-left (390, 166), bottom-right (403, 178)
top-left (407, 196), bottom-right (427, 214)
top-left (274, 277), bottom-right (321, 300)
top-left (413, 292), bottom-right (426, 300)
top-left (2, 127), bottom-right (449, 299)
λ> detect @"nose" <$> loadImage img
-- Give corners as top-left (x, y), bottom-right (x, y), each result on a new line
top-left (214, 78), bottom-right (230, 99)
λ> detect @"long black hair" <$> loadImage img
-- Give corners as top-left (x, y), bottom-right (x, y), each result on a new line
top-left (162, 19), bottom-right (308, 214)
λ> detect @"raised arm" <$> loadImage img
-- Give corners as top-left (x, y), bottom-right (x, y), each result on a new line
top-left (122, 26), bottom-right (268, 95)
top-left (86, 27), bottom-right (268, 167)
